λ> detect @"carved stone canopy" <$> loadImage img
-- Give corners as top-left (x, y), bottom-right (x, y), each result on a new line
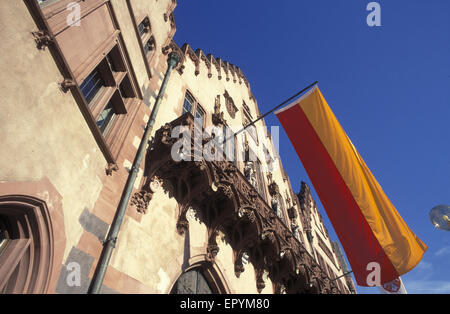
top-left (212, 95), bottom-right (226, 126)
top-left (223, 91), bottom-right (238, 119)
top-left (268, 182), bottom-right (279, 197)
top-left (135, 113), bottom-right (342, 294)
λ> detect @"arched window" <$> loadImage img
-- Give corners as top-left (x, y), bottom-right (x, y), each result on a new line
top-left (0, 195), bottom-right (54, 294)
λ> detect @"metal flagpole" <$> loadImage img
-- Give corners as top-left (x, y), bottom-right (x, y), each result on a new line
top-left (231, 80), bottom-right (318, 140)
top-left (331, 270), bottom-right (353, 282)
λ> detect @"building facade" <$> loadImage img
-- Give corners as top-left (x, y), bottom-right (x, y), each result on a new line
top-left (0, 0), bottom-right (355, 294)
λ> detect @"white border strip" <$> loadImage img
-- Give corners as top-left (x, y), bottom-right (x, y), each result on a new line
top-left (274, 84), bottom-right (318, 115)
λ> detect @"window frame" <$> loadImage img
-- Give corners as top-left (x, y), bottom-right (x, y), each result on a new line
top-left (77, 42), bottom-right (138, 149)
top-left (277, 193), bottom-right (288, 224)
top-left (242, 109), bottom-right (258, 145)
top-left (0, 195), bottom-right (56, 294)
top-left (254, 158), bottom-right (267, 202)
top-left (181, 91), bottom-right (207, 129)
top-left (127, 5), bottom-right (155, 79)
top-left (222, 126), bottom-right (236, 165)
top-left (245, 148), bottom-right (267, 202)
top-left (28, 0), bottom-right (144, 164)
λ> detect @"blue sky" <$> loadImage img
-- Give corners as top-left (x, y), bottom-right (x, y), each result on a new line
top-left (173, 0), bottom-right (450, 294)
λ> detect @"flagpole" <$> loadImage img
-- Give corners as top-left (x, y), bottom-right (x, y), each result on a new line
top-left (232, 80), bottom-right (318, 139)
top-left (330, 270), bottom-right (353, 282)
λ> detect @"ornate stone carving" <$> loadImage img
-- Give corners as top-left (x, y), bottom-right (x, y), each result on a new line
top-left (223, 91), bottom-right (238, 119)
top-left (131, 176), bottom-right (161, 214)
top-left (139, 113), bottom-right (341, 294)
top-left (234, 261), bottom-right (245, 278)
top-left (287, 207), bottom-right (297, 219)
top-left (161, 40), bottom-right (185, 72)
top-left (234, 250), bottom-right (248, 278)
top-left (206, 242), bottom-right (219, 262)
top-left (212, 95), bottom-right (226, 126)
top-left (160, 123), bottom-right (175, 146)
top-left (256, 268), bottom-right (266, 293)
top-left (271, 198), bottom-right (281, 218)
top-left (130, 189), bottom-right (153, 214)
top-left (268, 183), bottom-right (279, 198)
top-left (32, 30), bottom-right (53, 50)
top-left (60, 79), bottom-right (76, 93)
top-left (244, 161), bottom-right (257, 189)
top-left (105, 163), bottom-right (119, 176)
top-left (291, 222), bottom-right (301, 242)
top-left (176, 212), bottom-right (189, 236)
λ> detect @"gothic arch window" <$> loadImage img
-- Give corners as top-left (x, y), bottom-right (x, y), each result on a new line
top-left (0, 195), bottom-right (54, 294)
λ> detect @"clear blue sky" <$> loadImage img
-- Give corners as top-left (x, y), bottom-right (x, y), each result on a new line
top-left (173, 0), bottom-right (450, 294)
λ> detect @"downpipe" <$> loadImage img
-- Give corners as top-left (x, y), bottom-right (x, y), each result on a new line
top-left (87, 52), bottom-right (180, 294)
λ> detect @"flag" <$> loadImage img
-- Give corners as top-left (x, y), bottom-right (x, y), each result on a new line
top-left (275, 85), bottom-right (427, 286)
top-left (378, 277), bottom-right (407, 294)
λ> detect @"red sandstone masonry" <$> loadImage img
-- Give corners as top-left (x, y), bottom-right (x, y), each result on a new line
top-left (77, 231), bottom-right (103, 261)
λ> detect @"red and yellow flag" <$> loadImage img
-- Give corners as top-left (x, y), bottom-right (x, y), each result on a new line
top-left (275, 85), bottom-right (427, 286)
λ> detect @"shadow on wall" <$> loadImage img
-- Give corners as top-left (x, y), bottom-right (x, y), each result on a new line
top-left (181, 226), bottom-right (191, 272)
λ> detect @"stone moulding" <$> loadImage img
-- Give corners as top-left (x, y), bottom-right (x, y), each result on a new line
top-left (134, 113), bottom-right (340, 294)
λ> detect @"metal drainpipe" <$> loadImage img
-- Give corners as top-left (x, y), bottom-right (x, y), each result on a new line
top-left (88, 52), bottom-right (180, 294)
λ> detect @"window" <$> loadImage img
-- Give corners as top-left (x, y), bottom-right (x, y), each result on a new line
top-left (32, 0), bottom-right (142, 164)
top-left (96, 99), bottom-right (117, 135)
top-left (80, 65), bottom-right (105, 105)
top-left (77, 43), bottom-right (136, 151)
top-left (254, 159), bottom-right (266, 201)
top-left (223, 128), bottom-right (236, 164)
top-left (143, 37), bottom-right (156, 57)
top-left (182, 91), bottom-right (207, 127)
top-left (182, 92), bottom-right (194, 114)
top-left (277, 194), bottom-right (287, 224)
top-left (138, 17), bottom-right (150, 37)
top-left (0, 195), bottom-right (55, 294)
top-left (134, 15), bottom-right (155, 76)
top-left (242, 108), bottom-right (258, 144)
top-left (317, 254), bottom-right (327, 275)
top-left (106, 54), bottom-right (117, 73)
top-left (242, 101), bottom-right (252, 119)
top-left (194, 106), bottom-right (205, 126)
